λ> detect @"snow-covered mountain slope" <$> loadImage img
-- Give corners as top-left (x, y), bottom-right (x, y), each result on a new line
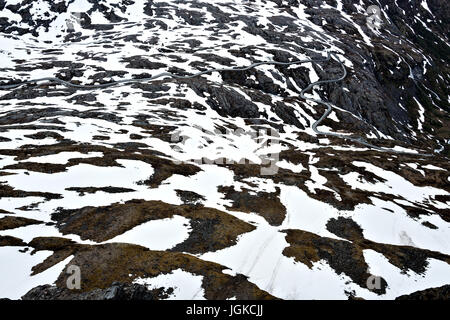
top-left (0, 0), bottom-right (449, 300)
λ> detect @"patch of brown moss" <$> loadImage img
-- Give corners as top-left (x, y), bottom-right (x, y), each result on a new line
top-left (0, 141), bottom-right (201, 189)
top-left (0, 172), bottom-right (16, 177)
top-left (224, 146), bottom-right (448, 217)
top-left (28, 239), bottom-right (275, 300)
top-left (218, 185), bottom-right (286, 226)
top-left (65, 186), bottom-right (135, 196)
top-left (51, 200), bottom-right (255, 253)
top-left (0, 216), bottom-right (42, 231)
top-left (0, 235), bottom-right (26, 246)
top-left (325, 216), bottom-right (364, 241)
top-left (3, 162), bottom-right (68, 173)
top-left (0, 183), bottom-right (62, 200)
top-left (278, 148), bottom-right (310, 167)
top-left (283, 218), bottom-right (450, 294)
top-left (315, 148), bottom-right (450, 192)
top-left (282, 229), bottom-right (386, 294)
top-left (225, 161), bottom-right (373, 211)
top-left (28, 237), bottom-right (82, 275)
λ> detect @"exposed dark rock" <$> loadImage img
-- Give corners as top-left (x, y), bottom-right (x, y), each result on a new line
top-left (396, 285), bottom-right (450, 300)
top-left (122, 56), bottom-right (166, 70)
top-left (65, 186), bottom-right (136, 196)
top-left (22, 283), bottom-right (173, 300)
top-left (326, 217), bottom-right (364, 241)
top-left (175, 189), bottom-right (206, 205)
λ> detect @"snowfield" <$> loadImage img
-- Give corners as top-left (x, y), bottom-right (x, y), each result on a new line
top-left (0, 0), bottom-right (448, 300)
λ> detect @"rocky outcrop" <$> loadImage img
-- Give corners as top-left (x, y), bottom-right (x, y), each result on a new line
top-left (24, 241), bottom-right (276, 300)
top-left (22, 283), bottom-right (174, 300)
top-left (395, 285), bottom-right (450, 300)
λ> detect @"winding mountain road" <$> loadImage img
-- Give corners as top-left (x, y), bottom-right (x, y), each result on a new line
top-left (0, 51), bottom-right (431, 156)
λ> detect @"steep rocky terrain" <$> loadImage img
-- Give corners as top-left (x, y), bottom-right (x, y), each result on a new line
top-left (0, 0), bottom-right (448, 300)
